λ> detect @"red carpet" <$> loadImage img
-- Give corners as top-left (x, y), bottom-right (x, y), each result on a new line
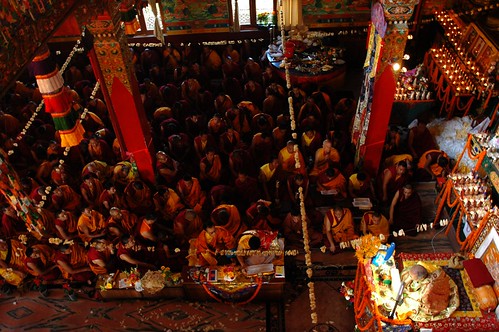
top-left (0, 289), bottom-right (267, 331)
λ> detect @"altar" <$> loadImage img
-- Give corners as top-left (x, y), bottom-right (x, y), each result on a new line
top-left (267, 42), bottom-right (346, 88)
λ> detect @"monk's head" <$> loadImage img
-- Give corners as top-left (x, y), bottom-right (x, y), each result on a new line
top-left (357, 172), bottom-right (367, 184)
top-left (205, 148), bottom-right (216, 161)
top-left (286, 140), bottom-right (296, 153)
top-left (402, 184), bottom-right (414, 199)
top-left (294, 174), bottom-right (304, 186)
top-left (333, 205), bottom-right (344, 220)
top-left (157, 187), bottom-right (169, 199)
top-left (237, 172), bottom-right (248, 182)
top-left (121, 234), bottom-right (135, 249)
top-left (371, 211), bottom-right (382, 225)
top-left (290, 206), bottom-right (300, 222)
top-left (0, 239), bottom-right (8, 251)
top-left (144, 214), bottom-right (157, 225)
top-left (81, 207), bottom-right (93, 217)
top-left (58, 244), bottom-right (72, 255)
top-left (323, 139), bottom-right (332, 153)
top-left (26, 247), bottom-right (41, 259)
top-left (92, 238), bottom-right (108, 252)
top-left (109, 207), bottom-right (123, 220)
top-left (104, 182), bottom-right (116, 194)
top-left (203, 220), bottom-right (217, 237)
top-left (396, 161), bottom-right (407, 175)
top-left (270, 156), bottom-right (279, 169)
top-left (305, 128), bottom-right (315, 139)
top-left (57, 210), bottom-right (68, 221)
top-left (214, 209), bottom-right (228, 226)
top-left (156, 151), bottom-right (168, 163)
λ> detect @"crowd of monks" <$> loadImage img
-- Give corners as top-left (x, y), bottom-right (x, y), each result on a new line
top-left (0, 43), bottom-right (450, 297)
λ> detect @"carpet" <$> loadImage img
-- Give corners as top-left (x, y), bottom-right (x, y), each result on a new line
top-left (398, 252), bottom-right (499, 331)
top-left (0, 289), bottom-right (266, 331)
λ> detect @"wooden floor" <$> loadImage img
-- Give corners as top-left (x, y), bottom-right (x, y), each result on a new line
top-left (294, 182), bottom-right (456, 276)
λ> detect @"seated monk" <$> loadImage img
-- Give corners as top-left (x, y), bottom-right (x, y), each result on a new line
top-left (278, 140), bottom-right (306, 176)
top-left (211, 204), bottom-right (246, 239)
top-left (35, 208), bottom-right (57, 238)
top-left (98, 182), bottom-right (124, 215)
top-left (51, 185), bottom-right (81, 212)
top-left (117, 235), bottom-right (157, 273)
top-left (193, 132), bottom-right (217, 161)
top-left (1, 205), bottom-right (26, 239)
top-left (24, 245), bottom-right (60, 294)
top-left (80, 174), bottom-right (104, 209)
top-left (195, 221), bottom-right (236, 266)
top-left (155, 151), bottom-right (180, 187)
top-left (219, 127), bottom-right (240, 156)
top-left (309, 139), bottom-right (340, 179)
top-left (361, 210), bottom-right (390, 243)
top-left (323, 205), bottom-right (358, 253)
top-left (246, 200), bottom-right (281, 230)
top-left (108, 207), bottom-right (139, 236)
top-left (389, 184), bottom-right (422, 236)
top-left (258, 156), bottom-right (281, 202)
top-left (54, 210), bottom-right (79, 240)
top-left (0, 239), bottom-right (28, 289)
top-left (54, 244), bottom-right (93, 284)
top-left (199, 148), bottom-right (223, 187)
top-left (408, 118), bottom-right (438, 159)
top-left (87, 238), bottom-right (117, 276)
top-left (77, 207), bottom-right (107, 243)
top-left (51, 164), bottom-right (76, 188)
top-left (250, 132), bottom-right (275, 169)
top-left (173, 209), bottom-right (204, 248)
top-left (416, 150), bottom-right (450, 182)
top-left (234, 171), bottom-right (260, 212)
top-left (82, 161), bottom-right (114, 183)
top-left (348, 171), bottom-right (375, 200)
top-left (153, 187), bottom-right (185, 222)
top-left (282, 207), bottom-right (323, 249)
top-left (87, 136), bottom-right (114, 164)
top-left (301, 128), bottom-right (322, 164)
top-left (123, 180), bottom-right (153, 215)
top-left (286, 173), bottom-right (310, 207)
top-left (113, 161), bottom-right (139, 190)
top-left (378, 161), bottom-right (409, 204)
top-left (176, 175), bottom-right (206, 213)
top-left (137, 214), bottom-right (169, 245)
top-left (236, 230), bottom-right (283, 268)
top-left (316, 167), bottom-right (347, 202)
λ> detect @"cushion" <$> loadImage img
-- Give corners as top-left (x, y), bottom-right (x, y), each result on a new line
top-left (463, 258), bottom-right (495, 288)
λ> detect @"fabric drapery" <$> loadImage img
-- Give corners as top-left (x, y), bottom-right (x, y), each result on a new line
top-left (279, 0), bottom-right (302, 30)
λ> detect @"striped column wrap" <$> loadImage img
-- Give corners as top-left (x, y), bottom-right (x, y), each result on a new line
top-left (31, 48), bottom-right (85, 147)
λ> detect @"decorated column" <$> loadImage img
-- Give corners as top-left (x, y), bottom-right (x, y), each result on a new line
top-left (85, 3), bottom-right (155, 184)
top-left (352, 0), bottom-right (420, 176)
top-left (31, 46), bottom-right (86, 147)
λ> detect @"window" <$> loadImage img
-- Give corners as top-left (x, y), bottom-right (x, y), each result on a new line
top-left (136, 1), bottom-right (164, 35)
top-left (231, 0), bottom-right (275, 27)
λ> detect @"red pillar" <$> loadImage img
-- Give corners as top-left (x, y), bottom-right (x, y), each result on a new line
top-left (354, 0), bottom-right (420, 176)
top-left (86, 13), bottom-right (155, 184)
top-left (362, 67), bottom-right (397, 174)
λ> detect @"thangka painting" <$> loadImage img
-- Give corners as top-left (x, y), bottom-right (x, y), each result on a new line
top-left (160, 0), bottom-right (230, 35)
top-left (352, 24), bottom-right (381, 166)
top-left (302, 0), bottom-right (371, 27)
